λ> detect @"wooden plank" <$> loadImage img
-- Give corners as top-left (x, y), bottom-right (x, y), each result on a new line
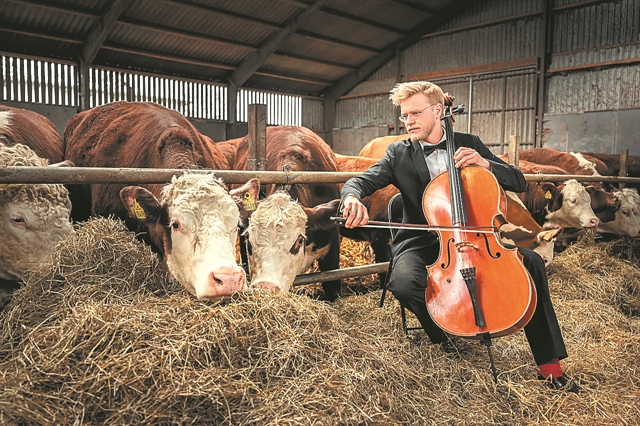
top-left (547, 57), bottom-right (640, 74)
top-left (404, 57), bottom-right (539, 82)
top-left (247, 104), bottom-right (267, 171)
top-left (26, 59), bottom-right (33, 103)
top-left (619, 149), bottom-right (629, 189)
top-left (508, 135), bottom-right (520, 167)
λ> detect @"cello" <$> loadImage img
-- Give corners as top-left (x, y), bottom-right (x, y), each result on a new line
top-left (423, 100), bottom-right (537, 378)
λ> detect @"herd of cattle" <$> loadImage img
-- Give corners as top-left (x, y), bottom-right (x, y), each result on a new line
top-left (1, 102), bottom-right (639, 308)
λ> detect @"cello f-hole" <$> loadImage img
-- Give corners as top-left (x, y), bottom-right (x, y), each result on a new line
top-left (478, 232), bottom-right (501, 259)
top-left (441, 238), bottom-right (455, 269)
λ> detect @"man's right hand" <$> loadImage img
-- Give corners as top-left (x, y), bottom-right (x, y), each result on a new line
top-left (342, 195), bottom-right (369, 228)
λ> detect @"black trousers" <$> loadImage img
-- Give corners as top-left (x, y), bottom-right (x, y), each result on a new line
top-left (387, 246), bottom-right (568, 365)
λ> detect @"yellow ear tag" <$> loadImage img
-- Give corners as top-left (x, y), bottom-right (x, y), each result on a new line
top-left (134, 199), bottom-right (146, 219)
top-left (243, 192), bottom-right (256, 211)
top-left (544, 190), bottom-right (552, 199)
top-left (542, 232), bottom-right (554, 242)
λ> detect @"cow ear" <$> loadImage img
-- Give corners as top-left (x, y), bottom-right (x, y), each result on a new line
top-left (537, 227), bottom-right (563, 242)
top-left (120, 186), bottom-right (166, 224)
top-left (541, 182), bottom-right (563, 210)
top-left (302, 199), bottom-right (340, 231)
top-left (230, 178), bottom-right (261, 221)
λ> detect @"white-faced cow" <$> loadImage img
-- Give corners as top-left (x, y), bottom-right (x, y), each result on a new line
top-left (0, 142), bottom-right (73, 308)
top-left (516, 179), bottom-right (599, 229)
top-left (502, 193), bottom-right (563, 267)
top-left (234, 126), bottom-right (342, 301)
top-left (120, 174), bottom-right (258, 301)
top-left (595, 189), bottom-right (639, 237)
top-left (64, 101), bottom-right (251, 301)
top-left (244, 192), bottom-right (339, 292)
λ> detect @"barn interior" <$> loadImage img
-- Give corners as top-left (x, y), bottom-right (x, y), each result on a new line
top-left (2, 0), bottom-right (640, 425)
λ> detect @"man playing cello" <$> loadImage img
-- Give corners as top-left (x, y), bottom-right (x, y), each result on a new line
top-left (340, 81), bottom-right (578, 393)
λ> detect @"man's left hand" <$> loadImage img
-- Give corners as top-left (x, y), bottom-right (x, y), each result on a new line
top-left (454, 147), bottom-right (491, 170)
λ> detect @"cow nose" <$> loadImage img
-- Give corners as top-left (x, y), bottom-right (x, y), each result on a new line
top-left (252, 281), bottom-right (283, 291)
top-left (209, 266), bottom-right (247, 291)
top-left (589, 217), bottom-right (599, 227)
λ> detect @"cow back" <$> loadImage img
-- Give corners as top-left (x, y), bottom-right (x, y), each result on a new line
top-left (0, 105), bottom-right (63, 163)
top-left (235, 126), bottom-right (340, 206)
top-left (64, 101), bottom-right (229, 227)
top-left (359, 134), bottom-right (408, 159)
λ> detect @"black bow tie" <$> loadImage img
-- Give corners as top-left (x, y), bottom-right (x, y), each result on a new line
top-left (422, 140), bottom-right (447, 156)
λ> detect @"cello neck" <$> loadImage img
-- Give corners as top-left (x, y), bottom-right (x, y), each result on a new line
top-left (442, 105), bottom-right (467, 226)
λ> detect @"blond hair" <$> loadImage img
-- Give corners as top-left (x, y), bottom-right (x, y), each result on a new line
top-left (389, 81), bottom-right (445, 107)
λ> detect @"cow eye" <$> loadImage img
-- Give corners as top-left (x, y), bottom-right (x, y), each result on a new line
top-left (569, 198), bottom-right (577, 203)
top-left (290, 234), bottom-right (305, 255)
top-left (170, 220), bottom-right (181, 230)
top-left (10, 216), bottom-right (25, 226)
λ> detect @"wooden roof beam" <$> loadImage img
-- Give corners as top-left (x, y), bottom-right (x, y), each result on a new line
top-left (80, 0), bottom-right (133, 64)
top-left (229, 0), bottom-right (329, 87)
top-left (324, 0), bottom-right (476, 100)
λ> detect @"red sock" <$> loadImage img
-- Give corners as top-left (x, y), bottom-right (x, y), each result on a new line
top-left (538, 358), bottom-right (564, 379)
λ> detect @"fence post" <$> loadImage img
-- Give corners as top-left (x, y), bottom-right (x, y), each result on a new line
top-left (619, 148), bottom-right (629, 189)
top-left (508, 135), bottom-right (520, 168)
top-left (247, 104), bottom-right (267, 171)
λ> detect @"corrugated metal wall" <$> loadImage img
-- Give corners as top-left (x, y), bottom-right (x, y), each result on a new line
top-left (334, 0), bottom-right (640, 155)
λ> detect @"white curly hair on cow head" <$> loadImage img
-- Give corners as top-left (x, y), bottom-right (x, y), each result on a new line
top-left (0, 142), bottom-right (73, 281)
top-left (245, 192), bottom-right (308, 292)
top-left (160, 173), bottom-right (247, 300)
top-left (597, 189), bottom-right (640, 237)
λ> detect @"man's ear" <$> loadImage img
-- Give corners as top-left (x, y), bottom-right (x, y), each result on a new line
top-left (302, 199), bottom-right (340, 231)
top-left (120, 186), bottom-right (166, 225)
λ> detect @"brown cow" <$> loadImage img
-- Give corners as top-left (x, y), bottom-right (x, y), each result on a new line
top-left (64, 101), bottom-right (251, 301)
top-left (234, 126), bottom-right (342, 300)
top-left (335, 154), bottom-right (399, 282)
top-left (213, 137), bottom-right (243, 169)
top-left (0, 105), bottom-right (64, 163)
top-left (358, 134), bottom-right (408, 159)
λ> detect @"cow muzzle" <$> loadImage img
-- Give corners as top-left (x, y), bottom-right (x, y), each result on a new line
top-left (197, 265), bottom-right (247, 300)
top-left (251, 280), bottom-right (285, 292)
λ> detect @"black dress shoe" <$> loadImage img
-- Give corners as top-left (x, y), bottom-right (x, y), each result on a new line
top-left (439, 340), bottom-right (457, 354)
top-left (538, 374), bottom-right (580, 394)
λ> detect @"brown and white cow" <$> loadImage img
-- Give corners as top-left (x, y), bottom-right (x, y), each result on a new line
top-left (120, 174), bottom-right (256, 301)
top-left (0, 142), bottom-right (73, 308)
top-left (579, 152), bottom-right (640, 178)
top-left (595, 189), bottom-right (639, 237)
top-left (244, 192), bottom-right (339, 292)
top-left (234, 126), bottom-right (342, 301)
top-left (64, 101), bottom-right (248, 301)
top-left (518, 148), bottom-right (605, 176)
top-left (516, 179), bottom-right (599, 229)
top-left (502, 193), bottom-right (563, 266)
top-left (0, 106), bottom-right (64, 163)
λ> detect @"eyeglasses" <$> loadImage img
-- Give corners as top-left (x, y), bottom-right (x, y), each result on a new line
top-left (399, 103), bottom-right (439, 123)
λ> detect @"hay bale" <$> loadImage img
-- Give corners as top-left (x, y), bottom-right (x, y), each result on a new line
top-left (0, 218), bottom-right (639, 425)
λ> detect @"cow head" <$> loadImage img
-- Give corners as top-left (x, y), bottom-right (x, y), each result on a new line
top-left (0, 143), bottom-right (73, 281)
top-left (120, 174), bottom-right (251, 301)
top-left (244, 192), bottom-right (339, 292)
top-left (542, 180), bottom-right (599, 229)
top-left (586, 185), bottom-right (621, 223)
top-left (596, 189), bottom-right (639, 237)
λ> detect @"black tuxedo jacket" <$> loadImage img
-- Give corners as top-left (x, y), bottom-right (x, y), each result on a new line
top-left (340, 132), bottom-right (527, 258)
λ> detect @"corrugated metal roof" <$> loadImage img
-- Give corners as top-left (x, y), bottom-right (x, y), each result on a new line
top-left (0, 0), bottom-right (469, 96)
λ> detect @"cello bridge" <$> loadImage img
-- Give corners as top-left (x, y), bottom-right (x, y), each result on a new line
top-left (455, 241), bottom-right (479, 252)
